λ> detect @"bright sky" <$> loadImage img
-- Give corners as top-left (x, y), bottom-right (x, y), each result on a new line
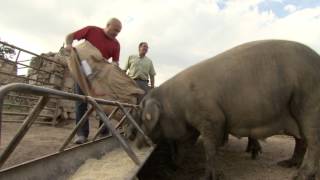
top-left (1, 0), bottom-right (319, 85)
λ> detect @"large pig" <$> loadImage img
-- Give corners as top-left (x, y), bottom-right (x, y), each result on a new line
top-left (135, 40), bottom-right (320, 180)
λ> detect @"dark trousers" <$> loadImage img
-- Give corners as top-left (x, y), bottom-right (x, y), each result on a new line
top-left (134, 80), bottom-right (150, 103)
top-left (75, 84), bottom-right (109, 137)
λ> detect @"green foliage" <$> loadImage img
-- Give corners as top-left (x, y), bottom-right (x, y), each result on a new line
top-left (0, 43), bottom-right (16, 60)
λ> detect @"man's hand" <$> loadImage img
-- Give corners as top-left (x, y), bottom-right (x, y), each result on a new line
top-left (65, 33), bottom-right (75, 53)
top-left (65, 44), bottom-right (73, 52)
top-left (111, 61), bottom-right (119, 66)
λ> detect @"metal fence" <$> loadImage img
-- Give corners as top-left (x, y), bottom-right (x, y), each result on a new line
top-left (0, 40), bottom-right (68, 125)
top-left (0, 83), bottom-right (154, 179)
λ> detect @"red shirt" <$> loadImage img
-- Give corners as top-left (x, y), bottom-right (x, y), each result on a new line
top-left (73, 26), bottom-right (120, 62)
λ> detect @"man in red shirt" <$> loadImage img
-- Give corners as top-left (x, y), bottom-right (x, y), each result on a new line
top-left (65, 18), bottom-right (122, 144)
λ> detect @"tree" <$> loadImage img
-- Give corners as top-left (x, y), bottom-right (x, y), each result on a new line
top-left (0, 41), bottom-right (16, 60)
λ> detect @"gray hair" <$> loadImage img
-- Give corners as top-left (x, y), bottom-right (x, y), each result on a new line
top-left (107, 17), bottom-right (121, 26)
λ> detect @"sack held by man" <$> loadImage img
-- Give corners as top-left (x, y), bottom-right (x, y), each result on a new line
top-left (67, 41), bottom-right (144, 119)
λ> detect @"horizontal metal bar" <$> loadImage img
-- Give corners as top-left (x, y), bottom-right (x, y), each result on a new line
top-left (0, 83), bottom-right (138, 108)
top-left (14, 61), bottom-right (64, 78)
top-left (2, 120), bottom-right (52, 125)
top-left (0, 57), bottom-right (15, 64)
top-left (0, 71), bottom-right (58, 86)
top-left (3, 103), bottom-right (33, 108)
top-left (2, 112), bottom-right (53, 118)
top-left (6, 93), bottom-right (43, 100)
top-left (17, 67), bottom-right (29, 69)
top-left (16, 59), bottom-right (31, 63)
top-left (3, 93), bottom-right (62, 104)
top-left (3, 103), bottom-right (56, 111)
top-left (0, 41), bottom-right (64, 66)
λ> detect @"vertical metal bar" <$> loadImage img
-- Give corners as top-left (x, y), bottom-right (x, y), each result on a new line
top-left (51, 104), bottom-right (59, 126)
top-left (87, 96), bottom-right (141, 165)
top-left (15, 50), bottom-right (21, 64)
top-left (92, 106), bottom-right (119, 141)
top-left (0, 96), bottom-right (49, 168)
top-left (59, 106), bottom-right (94, 151)
top-left (117, 103), bottom-right (153, 146)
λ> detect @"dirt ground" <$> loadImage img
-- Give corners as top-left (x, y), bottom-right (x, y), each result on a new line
top-left (0, 120), bottom-right (299, 179)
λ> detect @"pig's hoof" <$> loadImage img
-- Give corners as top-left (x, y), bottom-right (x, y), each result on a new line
top-left (293, 173), bottom-right (316, 180)
top-left (277, 159), bottom-right (301, 168)
top-left (203, 170), bottom-right (225, 180)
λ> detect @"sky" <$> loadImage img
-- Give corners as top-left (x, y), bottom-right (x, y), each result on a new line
top-left (1, 0), bottom-right (320, 85)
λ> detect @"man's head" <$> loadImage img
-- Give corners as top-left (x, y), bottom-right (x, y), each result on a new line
top-left (104, 18), bottom-right (122, 39)
top-left (139, 42), bottom-right (149, 57)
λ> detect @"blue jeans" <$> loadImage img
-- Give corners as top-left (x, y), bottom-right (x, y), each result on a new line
top-left (75, 84), bottom-right (109, 137)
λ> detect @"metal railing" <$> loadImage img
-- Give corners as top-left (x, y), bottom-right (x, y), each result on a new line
top-left (0, 40), bottom-right (67, 124)
top-left (0, 83), bottom-right (153, 168)
top-left (0, 41), bottom-right (63, 66)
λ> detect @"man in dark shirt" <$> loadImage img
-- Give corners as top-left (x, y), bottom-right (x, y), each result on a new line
top-left (65, 18), bottom-right (122, 144)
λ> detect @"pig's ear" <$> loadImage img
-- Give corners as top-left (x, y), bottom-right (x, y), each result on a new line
top-left (145, 113), bottom-right (152, 121)
top-left (142, 98), bottom-right (160, 130)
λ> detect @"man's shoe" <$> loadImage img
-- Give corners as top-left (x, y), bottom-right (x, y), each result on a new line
top-left (99, 132), bottom-right (111, 138)
top-left (74, 135), bottom-right (87, 144)
top-left (99, 127), bottom-right (110, 138)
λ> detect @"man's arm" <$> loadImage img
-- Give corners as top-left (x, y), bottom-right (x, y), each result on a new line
top-left (123, 56), bottom-right (131, 73)
top-left (111, 61), bottom-right (119, 66)
top-left (65, 32), bottom-right (75, 52)
top-left (149, 61), bottom-right (156, 88)
top-left (65, 26), bottom-right (91, 52)
top-left (112, 42), bottom-right (120, 66)
top-left (150, 75), bottom-right (155, 88)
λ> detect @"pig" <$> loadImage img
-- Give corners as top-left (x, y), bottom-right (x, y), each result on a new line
top-left (134, 40), bottom-right (320, 180)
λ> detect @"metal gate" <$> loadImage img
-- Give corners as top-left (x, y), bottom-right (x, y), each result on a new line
top-left (0, 83), bottom-right (154, 180)
top-left (0, 40), bottom-right (71, 125)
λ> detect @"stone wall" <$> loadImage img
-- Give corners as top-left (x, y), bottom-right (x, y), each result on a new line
top-left (0, 50), bottom-right (77, 123)
top-left (27, 50), bottom-right (77, 122)
top-left (52, 50), bottom-right (77, 121)
top-left (0, 58), bottom-right (26, 84)
top-left (0, 57), bottom-right (30, 121)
